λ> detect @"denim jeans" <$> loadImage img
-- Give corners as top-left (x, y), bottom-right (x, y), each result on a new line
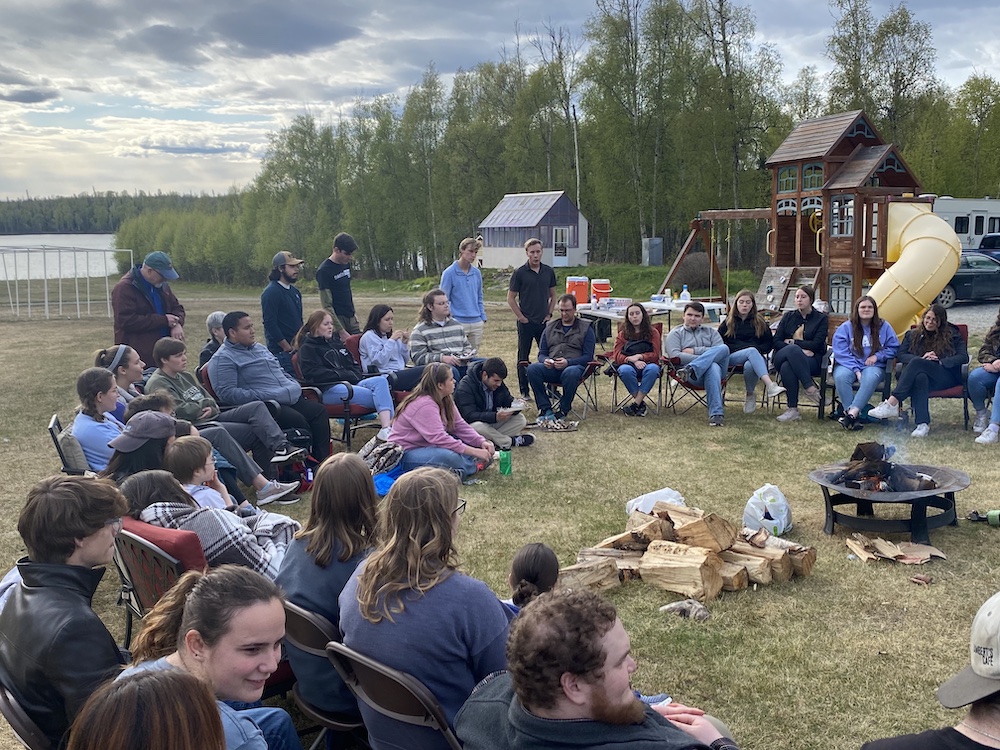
top-left (968, 367), bottom-right (1000, 424)
top-left (400, 446), bottom-right (480, 479)
top-left (833, 365), bottom-right (885, 413)
top-left (679, 345), bottom-right (730, 417)
top-left (234, 706), bottom-right (299, 750)
top-left (617, 362), bottom-right (661, 397)
top-left (322, 375), bottom-right (395, 416)
top-left (526, 362), bottom-right (585, 414)
top-left (726, 348), bottom-right (767, 393)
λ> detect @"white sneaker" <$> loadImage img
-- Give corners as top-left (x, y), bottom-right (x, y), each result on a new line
top-left (973, 410), bottom-right (990, 434)
top-left (377, 426), bottom-right (391, 442)
top-left (257, 480), bottom-right (301, 505)
top-left (868, 400), bottom-right (899, 420)
top-left (744, 393), bottom-right (757, 414)
top-left (976, 427), bottom-right (999, 444)
top-left (776, 408), bottom-right (801, 423)
top-left (802, 387), bottom-right (820, 405)
top-left (911, 423), bottom-right (930, 438)
top-left (765, 382), bottom-right (786, 399)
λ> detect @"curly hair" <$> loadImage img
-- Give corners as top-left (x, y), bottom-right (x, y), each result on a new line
top-left (909, 303), bottom-right (955, 357)
top-left (354, 468), bottom-right (460, 624)
top-left (507, 589), bottom-right (618, 710)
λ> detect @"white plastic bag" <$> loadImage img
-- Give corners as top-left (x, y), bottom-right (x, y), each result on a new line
top-left (626, 487), bottom-right (686, 515)
top-left (743, 484), bottom-right (792, 535)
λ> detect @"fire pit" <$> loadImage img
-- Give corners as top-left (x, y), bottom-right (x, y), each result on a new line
top-left (808, 443), bottom-right (969, 545)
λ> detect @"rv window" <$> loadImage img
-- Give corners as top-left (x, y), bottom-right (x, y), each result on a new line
top-left (990, 218), bottom-right (1000, 233)
top-left (975, 216), bottom-right (985, 235)
top-left (955, 216), bottom-right (970, 234)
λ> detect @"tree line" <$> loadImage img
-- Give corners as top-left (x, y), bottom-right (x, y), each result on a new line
top-left (16, 0), bottom-right (1000, 285)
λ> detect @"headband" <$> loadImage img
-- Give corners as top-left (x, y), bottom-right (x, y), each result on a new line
top-left (106, 346), bottom-right (128, 373)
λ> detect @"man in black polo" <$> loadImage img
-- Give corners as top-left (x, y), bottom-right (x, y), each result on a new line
top-left (316, 232), bottom-right (360, 341)
top-left (507, 237), bottom-right (557, 399)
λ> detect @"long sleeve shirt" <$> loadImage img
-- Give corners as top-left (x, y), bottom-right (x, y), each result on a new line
top-left (665, 325), bottom-right (724, 359)
top-left (359, 330), bottom-right (410, 373)
top-left (831, 320), bottom-right (899, 372)
top-left (388, 395), bottom-right (484, 453)
top-left (440, 262), bottom-right (486, 323)
top-left (410, 318), bottom-right (474, 365)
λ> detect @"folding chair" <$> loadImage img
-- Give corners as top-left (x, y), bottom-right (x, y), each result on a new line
top-left (771, 349), bottom-right (831, 421)
top-left (819, 352), bottom-right (893, 420)
top-left (518, 359), bottom-right (601, 420)
top-left (47, 414), bottom-right (88, 475)
top-left (326, 642), bottom-right (462, 750)
top-left (0, 677), bottom-right (49, 750)
top-left (290, 353), bottom-right (378, 448)
top-left (661, 357), bottom-right (733, 415)
top-left (281, 602), bottom-right (368, 750)
top-left (600, 323), bottom-right (663, 415)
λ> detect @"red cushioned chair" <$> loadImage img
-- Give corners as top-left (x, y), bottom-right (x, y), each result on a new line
top-left (291, 353), bottom-right (377, 448)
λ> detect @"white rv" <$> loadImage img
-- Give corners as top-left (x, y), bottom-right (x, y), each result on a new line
top-left (929, 196), bottom-right (1000, 250)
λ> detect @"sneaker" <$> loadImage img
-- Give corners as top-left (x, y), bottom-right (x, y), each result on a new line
top-left (744, 393), bottom-right (757, 414)
top-left (776, 408), bottom-right (801, 423)
top-left (270, 445), bottom-right (306, 464)
top-left (512, 434), bottom-right (535, 447)
top-left (553, 409), bottom-right (567, 422)
top-left (838, 413), bottom-right (864, 432)
top-left (636, 691), bottom-right (672, 706)
top-left (622, 403), bottom-right (638, 417)
top-left (976, 426), bottom-right (999, 444)
top-left (868, 400), bottom-right (900, 420)
top-left (802, 387), bottom-right (820, 405)
top-left (708, 414), bottom-right (724, 427)
top-left (376, 426), bottom-right (391, 442)
top-left (257, 480), bottom-right (301, 505)
top-left (974, 410), bottom-right (990, 434)
top-left (520, 392), bottom-right (532, 402)
top-left (765, 382), bottom-right (786, 399)
top-left (635, 401), bottom-right (647, 417)
top-left (535, 410), bottom-right (555, 426)
top-left (911, 423), bottom-right (930, 438)
top-left (675, 365), bottom-right (695, 383)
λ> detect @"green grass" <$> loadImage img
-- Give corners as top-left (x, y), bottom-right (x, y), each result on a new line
top-left (0, 278), bottom-right (994, 749)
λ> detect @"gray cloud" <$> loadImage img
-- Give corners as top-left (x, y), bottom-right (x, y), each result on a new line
top-left (118, 24), bottom-right (211, 66)
top-left (140, 143), bottom-right (252, 156)
top-left (206, 5), bottom-right (361, 58)
top-left (0, 88), bottom-right (59, 103)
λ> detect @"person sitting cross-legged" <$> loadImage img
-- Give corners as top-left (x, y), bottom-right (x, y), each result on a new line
top-left (527, 293), bottom-right (596, 423)
top-left (665, 301), bottom-right (731, 427)
top-left (455, 358), bottom-right (533, 450)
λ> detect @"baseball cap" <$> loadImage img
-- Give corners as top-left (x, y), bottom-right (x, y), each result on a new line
top-left (109, 411), bottom-right (177, 453)
top-left (143, 251), bottom-right (179, 281)
top-left (333, 232), bottom-right (358, 255)
top-left (937, 591), bottom-right (1000, 708)
top-left (272, 251), bottom-right (304, 268)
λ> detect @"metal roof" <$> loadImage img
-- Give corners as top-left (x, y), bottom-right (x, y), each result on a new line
top-left (479, 191), bottom-right (566, 228)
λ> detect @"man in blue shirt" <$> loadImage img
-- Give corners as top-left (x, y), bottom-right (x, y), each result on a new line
top-left (441, 237), bottom-right (487, 351)
top-left (260, 251), bottom-right (304, 376)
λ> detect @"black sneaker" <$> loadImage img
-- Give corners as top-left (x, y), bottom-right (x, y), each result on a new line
top-left (839, 413), bottom-right (864, 432)
top-left (675, 366), bottom-right (695, 383)
top-left (270, 445), bottom-right (306, 464)
top-left (708, 414), bottom-right (724, 427)
top-left (520, 392), bottom-right (532, 402)
top-left (635, 402), bottom-right (648, 417)
top-left (622, 403), bottom-right (638, 417)
top-left (512, 434), bottom-right (535, 447)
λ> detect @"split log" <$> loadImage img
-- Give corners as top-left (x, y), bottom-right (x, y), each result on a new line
top-left (738, 528), bottom-right (816, 578)
top-left (718, 549), bottom-right (772, 585)
top-left (639, 541), bottom-right (723, 602)
top-left (577, 548), bottom-right (643, 577)
top-left (558, 558), bottom-right (621, 592)
top-left (596, 517), bottom-right (674, 551)
top-left (788, 547), bottom-right (817, 577)
top-left (627, 510), bottom-right (676, 539)
top-left (652, 502), bottom-right (704, 522)
top-left (730, 541), bottom-right (793, 583)
top-left (719, 561), bottom-right (749, 591)
top-left (671, 513), bottom-right (737, 553)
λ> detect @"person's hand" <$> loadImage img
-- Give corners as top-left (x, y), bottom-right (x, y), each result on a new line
top-left (206, 470), bottom-right (226, 493)
top-left (442, 354), bottom-right (461, 366)
top-left (553, 357), bottom-right (568, 370)
top-left (198, 406), bottom-right (215, 421)
top-left (635, 359), bottom-right (646, 370)
top-left (654, 704), bottom-right (721, 745)
top-left (468, 446), bottom-right (492, 462)
top-left (653, 702), bottom-right (705, 721)
top-left (497, 409), bottom-right (512, 422)
top-left (544, 358), bottom-right (555, 369)
top-left (865, 354), bottom-right (878, 366)
top-left (165, 314), bottom-right (180, 327)
top-left (391, 329), bottom-right (404, 341)
top-left (682, 347), bottom-right (695, 354)
top-left (170, 324), bottom-right (185, 341)
top-left (481, 440), bottom-right (495, 455)
top-left (988, 361), bottom-right (1000, 373)
top-left (518, 315), bottom-right (529, 324)
top-left (803, 349), bottom-right (814, 357)
top-left (923, 351), bottom-right (939, 361)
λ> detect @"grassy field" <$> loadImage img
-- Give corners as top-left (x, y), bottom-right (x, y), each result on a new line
top-left (0, 278), bottom-right (997, 749)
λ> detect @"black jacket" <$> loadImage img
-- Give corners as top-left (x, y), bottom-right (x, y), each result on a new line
top-left (0, 560), bottom-right (125, 748)
top-left (719, 315), bottom-right (773, 355)
top-left (455, 361), bottom-right (515, 425)
top-left (773, 308), bottom-right (829, 357)
top-left (297, 334), bottom-right (362, 386)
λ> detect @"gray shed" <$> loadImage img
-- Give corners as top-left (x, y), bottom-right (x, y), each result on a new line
top-left (478, 190), bottom-right (588, 268)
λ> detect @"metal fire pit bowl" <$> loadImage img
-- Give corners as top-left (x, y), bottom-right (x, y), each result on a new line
top-left (808, 463), bottom-right (970, 545)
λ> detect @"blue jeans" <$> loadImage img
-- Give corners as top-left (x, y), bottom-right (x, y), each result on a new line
top-left (400, 446), bottom-right (480, 479)
top-left (243, 706), bottom-right (299, 750)
top-left (968, 367), bottom-right (1000, 424)
top-left (680, 345), bottom-right (729, 417)
top-left (617, 362), bottom-right (660, 398)
top-left (727, 348), bottom-right (767, 393)
top-left (273, 351), bottom-right (295, 377)
top-left (833, 365), bottom-right (885, 413)
top-left (527, 362), bottom-right (586, 414)
top-left (322, 376), bottom-right (395, 416)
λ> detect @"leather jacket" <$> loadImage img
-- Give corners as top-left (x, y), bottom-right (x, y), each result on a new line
top-left (0, 559), bottom-right (125, 748)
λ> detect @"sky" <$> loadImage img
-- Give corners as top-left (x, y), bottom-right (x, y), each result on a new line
top-left (0, 0), bottom-right (997, 201)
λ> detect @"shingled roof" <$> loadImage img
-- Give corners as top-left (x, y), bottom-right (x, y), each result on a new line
top-left (765, 110), bottom-right (869, 166)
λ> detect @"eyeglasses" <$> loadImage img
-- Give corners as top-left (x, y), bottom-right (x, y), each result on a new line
top-left (104, 517), bottom-right (123, 534)
top-left (455, 498), bottom-right (467, 516)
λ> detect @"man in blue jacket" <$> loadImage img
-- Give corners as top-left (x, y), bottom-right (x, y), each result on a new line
top-left (261, 251), bottom-right (304, 375)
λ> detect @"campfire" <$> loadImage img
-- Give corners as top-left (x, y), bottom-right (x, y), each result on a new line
top-left (827, 442), bottom-right (937, 493)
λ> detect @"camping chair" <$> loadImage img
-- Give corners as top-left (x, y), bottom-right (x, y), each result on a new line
top-left (661, 357), bottom-right (733, 415)
top-left (0, 677), bottom-right (49, 750)
top-left (599, 323), bottom-right (664, 415)
top-left (281, 602), bottom-right (368, 750)
top-left (888, 323), bottom-right (971, 429)
top-left (819, 351), bottom-right (893, 420)
top-left (325, 642), bottom-right (463, 750)
top-left (291, 353), bottom-right (378, 448)
top-left (517, 359), bottom-right (601, 420)
top-left (771, 349), bottom-right (832, 421)
top-left (47, 414), bottom-right (88, 475)
top-left (344, 333), bottom-right (411, 405)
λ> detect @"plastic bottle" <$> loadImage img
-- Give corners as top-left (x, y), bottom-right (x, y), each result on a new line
top-left (499, 450), bottom-right (512, 475)
top-left (679, 284), bottom-right (691, 302)
top-left (590, 293), bottom-right (597, 308)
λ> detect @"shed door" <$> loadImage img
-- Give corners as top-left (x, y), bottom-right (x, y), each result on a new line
top-left (553, 227), bottom-right (570, 267)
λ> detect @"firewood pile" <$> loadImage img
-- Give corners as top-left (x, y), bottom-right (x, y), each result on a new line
top-left (558, 501), bottom-right (816, 602)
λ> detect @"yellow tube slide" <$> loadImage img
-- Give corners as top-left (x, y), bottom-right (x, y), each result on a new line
top-left (867, 202), bottom-right (962, 334)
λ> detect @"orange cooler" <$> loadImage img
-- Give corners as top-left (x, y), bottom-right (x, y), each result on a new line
top-left (591, 278), bottom-right (612, 303)
top-left (566, 276), bottom-right (589, 305)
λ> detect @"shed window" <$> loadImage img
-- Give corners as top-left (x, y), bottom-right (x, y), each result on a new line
top-left (831, 195), bottom-right (854, 237)
top-left (802, 163), bottom-right (824, 190)
top-left (778, 166), bottom-right (798, 193)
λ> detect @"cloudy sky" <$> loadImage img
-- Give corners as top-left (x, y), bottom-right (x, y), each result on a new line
top-left (0, 0), bottom-right (996, 200)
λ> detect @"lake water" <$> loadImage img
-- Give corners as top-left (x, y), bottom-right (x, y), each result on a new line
top-left (0, 233), bottom-right (124, 280)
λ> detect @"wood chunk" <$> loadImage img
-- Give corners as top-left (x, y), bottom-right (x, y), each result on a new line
top-left (577, 548), bottom-right (643, 575)
top-left (846, 538), bottom-right (877, 562)
top-left (719, 561), bottom-right (749, 591)
top-left (627, 510), bottom-right (676, 539)
top-left (742, 532), bottom-right (817, 578)
top-left (730, 541), bottom-right (793, 583)
top-left (718, 549), bottom-right (773, 585)
top-left (558, 558), bottom-right (621, 592)
top-left (653, 502), bottom-right (704, 522)
top-left (671, 513), bottom-right (737, 553)
top-left (788, 547), bottom-right (817, 577)
top-left (595, 517), bottom-right (673, 551)
top-left (638, 540), bottom-right (723, 602)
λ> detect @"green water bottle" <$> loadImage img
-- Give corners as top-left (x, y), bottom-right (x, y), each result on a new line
top-left (499, 449), bottom-right (512, 475)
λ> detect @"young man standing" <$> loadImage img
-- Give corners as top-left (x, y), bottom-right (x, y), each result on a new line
top-left (0, 476), bottom-right (129, 748)
top-left (260, 250), bottom-right (305, 376)
top-left (316, 232), bottom-right (360, 341)
top-left (441, 237), bottom-right (487, 351)
top-left (508, 238), bottom-right (557, 400)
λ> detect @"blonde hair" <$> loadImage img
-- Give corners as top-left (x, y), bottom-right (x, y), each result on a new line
top-left (725, 289), bottom-right (768, 339)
